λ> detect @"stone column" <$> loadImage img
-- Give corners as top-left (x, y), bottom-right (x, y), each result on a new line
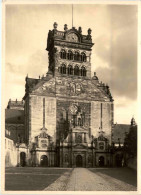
top-left (92, 148), bottom-right (96, 167)
top-left (84, 133), bottom-right (86, 143)
top-left (82, 133), bottom-right (84, 143)
top-left (72, 132), bottom-right (75, 143)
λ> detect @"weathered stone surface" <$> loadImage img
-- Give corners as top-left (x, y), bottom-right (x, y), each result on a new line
top-left (22, 25), bottom-right (114, 168)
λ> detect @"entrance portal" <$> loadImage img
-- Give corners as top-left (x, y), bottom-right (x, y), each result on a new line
top-left (40, 155), bottom-right (48, 167)
top-left (20, 152), bottom-right (26, 167)
top-left (99, 156), bottom-right (104, 167)
top-left (76, 155), bottom-right (83, 167)
top-left (115, 154), bottom-right (122, 167)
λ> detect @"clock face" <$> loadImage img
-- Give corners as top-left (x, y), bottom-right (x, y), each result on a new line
top-left (67, 33), bottom-right (78, 42)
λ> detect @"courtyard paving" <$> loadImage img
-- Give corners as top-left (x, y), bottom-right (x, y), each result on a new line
top-left (5, 167), bottom-right (137, 191)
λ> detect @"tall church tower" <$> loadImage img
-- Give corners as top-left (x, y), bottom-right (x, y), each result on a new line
top-left (46, 22), bottom-right (93, 78)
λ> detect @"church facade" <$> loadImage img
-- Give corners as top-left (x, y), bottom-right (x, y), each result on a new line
top-left (6, 23), bottom-right (114, 168)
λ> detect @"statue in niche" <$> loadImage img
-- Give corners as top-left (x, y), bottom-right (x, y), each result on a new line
top-left (65, 154), bottom-right (69, 163)
top-left (77, 112), bottom-right (82, 126)
top-left (76, 134), bottom-right (82, 143)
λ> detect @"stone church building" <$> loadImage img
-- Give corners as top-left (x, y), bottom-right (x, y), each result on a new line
top-left (5, 23), bottom-right (114, 167)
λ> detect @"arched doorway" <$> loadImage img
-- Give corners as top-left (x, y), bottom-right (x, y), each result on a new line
top-left (20, 152), bottom-right (26, 167)
top-left (76, 155), bottom-right (83, 167)
top-left (40, 155), bottom-right (48, 167)
top-left (115, 154), bottom-right (122, 167)
top-left (99, 156), bottom-right (104, 167)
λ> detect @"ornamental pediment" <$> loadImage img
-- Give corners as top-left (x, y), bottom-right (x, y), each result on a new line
top-left (72, 126), bottom-right (87, 132)
top-left (55, 77), bottom-right (111, 101)
top-left (74, 143), bottom-right (88, 149)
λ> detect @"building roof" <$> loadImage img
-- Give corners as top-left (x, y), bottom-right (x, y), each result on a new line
top-left (7, 99), bottom-right (24, 110)
top-left (112, 124), bottom-right (130, 144)
top-left (5, 109), bottom-right (24, 124)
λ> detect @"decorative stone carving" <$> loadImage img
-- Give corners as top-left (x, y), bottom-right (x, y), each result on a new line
top-left (76, 134), bottom-right (82, 143)
top-left (69, 104), bottom-right (78, 115)
top-left (67, 82), bottom-right (83, 96)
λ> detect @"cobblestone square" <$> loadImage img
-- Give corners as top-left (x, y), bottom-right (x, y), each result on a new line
top-left (5, 167), bottom-right (137, 191)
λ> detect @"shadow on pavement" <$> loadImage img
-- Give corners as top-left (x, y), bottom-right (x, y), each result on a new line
top-left (89, 167), bottom-right (137, 187)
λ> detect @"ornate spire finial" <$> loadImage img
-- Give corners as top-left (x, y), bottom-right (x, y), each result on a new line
top-left (131, 116), bottom-right (136, 126)
top-left (88, 28), bottom-right (92, 35)
top-left (78, 26), bottom-right (82, 34)
top-left (72, 4), bottom-right (73, 27)
top-left (53, 22), bottom-right (58, 30)
top-left (64, 24), bottom-right (68, 31)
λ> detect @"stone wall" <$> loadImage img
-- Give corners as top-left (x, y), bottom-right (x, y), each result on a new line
top-left (127, 157), bottom-right (137, 171)
top-left (5, 137), bottom-right (17, 167)
top-left (54, 45), bottom-right (92, 78)
top-left (91, 101), bottom-right (112, 143)
top-left (29, 95), bottom-right (56, 143)
top-left (56, 99), bottom-right (91, 139)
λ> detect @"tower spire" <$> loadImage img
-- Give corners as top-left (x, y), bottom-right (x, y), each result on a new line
top-left (72, 4), bottom-right (73, 27)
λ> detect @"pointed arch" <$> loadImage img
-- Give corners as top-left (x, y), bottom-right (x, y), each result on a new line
top-left (68, 65), bottom-right (73, 75)
top-left (60, 49), bottom-right (66, 59)
top-left (60, 64), bottom-right (66, 74)
top-left (74, 65), bottom-right (79, 76)
top-left (81, 52), bottom-right (87, 62)
top-left (74, 51), bottom-right (80, 61)
top-left (67, 50), bottom-right (73, 60)
top-left (80, 66), bottom-right (87, 76)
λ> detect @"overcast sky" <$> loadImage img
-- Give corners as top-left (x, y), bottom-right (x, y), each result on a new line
top-left (5, 4), bottom-right (137, 124)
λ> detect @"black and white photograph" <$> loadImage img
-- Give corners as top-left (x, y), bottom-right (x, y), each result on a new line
top-left (1, 1), bottom-right (139, 193)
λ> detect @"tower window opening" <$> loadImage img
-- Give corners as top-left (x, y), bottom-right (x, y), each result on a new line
top-left (60, 49), bottom-right (66, 59)
top-left (74, 52), bottom-right (80, 61)
top-left (81, 53), bottom-right (87, 62)
top-left (68, 65), bottom-right (73, 75)
top-left (74, 65), bottom-right (79, 76)
top-left (81, 66), bottom-right (86, 76)
top-left (99, 142), bottom-right (104, 150)
top-left (67, 50), bottom-right (73, 60)
top-left (60, 64), bottom-right (66, 74)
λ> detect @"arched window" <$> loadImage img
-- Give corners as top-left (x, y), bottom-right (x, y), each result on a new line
top-left (68, 65), bottom-right (73, 75)
top-left (81, 52), bottom-right (87, 62)
top-left (67, 50), bottom-right (73, 60)
top-left (74, 65), bottom-right (79, 76)
top-left (65, 154), bottom-right (69, 163)
top-left (80, 66), bottom-right (86, 76)
top-left (60, 64), bottom-right (66, 74)
top-left (74, 51), bottom-right (80, 61)
top-left (99, 142), bottom-right (104, 150)
top-left (60, 49), bottom-right (66, 59)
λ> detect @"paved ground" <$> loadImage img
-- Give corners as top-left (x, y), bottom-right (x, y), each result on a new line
top-left (66, 168), bottom-right (137, 191)
top-left (5, 167), bottom-right (137, 191)
top-left (5, 167), bottom-right (73, 191)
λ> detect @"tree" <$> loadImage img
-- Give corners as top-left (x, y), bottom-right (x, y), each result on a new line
top-left (124, 125), bottom-right (137, 157)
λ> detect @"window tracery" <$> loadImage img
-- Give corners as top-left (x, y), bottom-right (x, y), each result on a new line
top-left (80, 66), bottom-right (86, 76)
top-left (74, 65), bottom-right (79, 76)
top-left (74, 51), bottom-right (80, 61)
top-left (67, 50), bottom-right (73, 60)
top-left (81, 52), bottom-right (87, 62)
top-left (60, 64), bottom-right (66, 74)
top-left (68, 65), bottom-right (73, 75)
top-left (60, 49), bottom-right (66, 59)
